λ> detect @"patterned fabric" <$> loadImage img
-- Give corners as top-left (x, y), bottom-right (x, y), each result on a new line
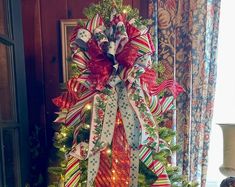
top-left (149, 0), bottom-right (221, 186)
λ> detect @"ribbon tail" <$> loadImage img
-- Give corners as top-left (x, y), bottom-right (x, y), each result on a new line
top-left (129, 149), bottom-right (139, 187)
top-left (95, 149), bottom-right (113, 186)
top-left (117, 82), bottom-right (140, 149)
top-left (64, 157), bottom-right (81, 187)
top-left (151, 169), bottom-right (171, 187)
top-left (93, 90), bottom-right (118, 186)
top-left (100, 90), bottom-right (118, 146)
top-left (150, 79), bottom-right (184, 98)
top-left (111, 118), bottom-right (131, 187)
top-left (149, 96), bottom-right (175, 117)
top-left (128, 80), bottom-right (159, 149)
top-left (87, 154), bottom-right (101, 187)
top-left (86, 94), bottom-right (107, 186)
top-left (87, 90), bottom-right (118, 186)
top-left (139, 145), bottom-right (171, 187)
top-left (116, 82), bottom-right (140, 185)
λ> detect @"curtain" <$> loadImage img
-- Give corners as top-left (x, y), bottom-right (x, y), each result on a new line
top-left (149, 0), bottom-right (221, 186)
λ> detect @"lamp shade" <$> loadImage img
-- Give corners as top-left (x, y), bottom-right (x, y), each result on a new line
top-left (218, 123), bottom-right (235, 177)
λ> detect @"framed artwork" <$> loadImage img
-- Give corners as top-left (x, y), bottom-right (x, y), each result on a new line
top-left (60, 19), bottom-right (78, 83)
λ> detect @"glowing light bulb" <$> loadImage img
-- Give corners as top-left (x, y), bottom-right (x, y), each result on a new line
top-left (106, 149), bottom-right (112, 155)
top-left (123, 9), bottom-right (127, 14)
top-left (85, 104), bottom-right (92, 110)
top-left (85, 124), bottom-right (90, 129)
top-left (112, 170), bottom-right (115, 173)
top-left (125, 181), bottom-right (129, 184)
top-left (61, 132), bottom-right (67, 137)
top-left (117, 118), bottom-right (121, 125)
top-left (112, 177), bottom-right (116, 180)
top-left (115, 159), bottom-right (118, 163)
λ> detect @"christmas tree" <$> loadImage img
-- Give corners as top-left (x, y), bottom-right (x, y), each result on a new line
top-left (49, 0), bottom-right (198, 186)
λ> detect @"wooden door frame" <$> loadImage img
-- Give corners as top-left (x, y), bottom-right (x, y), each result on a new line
top-left (0, 0), bottom-right (29, 186)
top-left (12, 0), bottom-right (29, 185)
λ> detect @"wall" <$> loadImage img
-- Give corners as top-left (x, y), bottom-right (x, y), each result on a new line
top-left (21, 0), bottom-right (149, 184)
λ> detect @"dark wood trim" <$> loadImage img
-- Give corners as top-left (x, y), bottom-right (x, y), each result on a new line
top-left (140, 0), bottom-right (150, 18)
top-left (11, 0), bottom-right (29, 185)
top-left (0, 34), bottom-right (14, 45)
top-left (0, 130), bottom-right (6, 186)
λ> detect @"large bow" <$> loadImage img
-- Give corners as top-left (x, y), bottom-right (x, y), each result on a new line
top-left (53, 11), bottom-right (183, 187)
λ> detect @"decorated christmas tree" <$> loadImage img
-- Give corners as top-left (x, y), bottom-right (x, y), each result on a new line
top-left (49, 1), bottom-right (198, 186)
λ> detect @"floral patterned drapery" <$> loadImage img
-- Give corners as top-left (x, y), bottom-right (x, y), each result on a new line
top-left (149, 0), bottom-right (221, 186)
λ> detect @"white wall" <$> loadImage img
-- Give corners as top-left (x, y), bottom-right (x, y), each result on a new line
top-left (207, 1), bottom-right (235, 186)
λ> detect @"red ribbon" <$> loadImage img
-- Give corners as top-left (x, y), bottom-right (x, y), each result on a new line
top-left (111, 13), bottom-right (126, 25)
top-left (140, 68), bottom-right (157, 88)
top-left (52, 92), bottom-right (78, 109)
top-left (94, 112), bottom-right (131, 187)
top-left (87, 37), bottom-right (140, 90)
top-left (87, 40), bottom-right (113, 90)
top-left (116, 42), bottom-right (139, 68)
top-left (126, 22), bottom-right (141, 39)
top-left (140, 69), bottom-right (184, 98)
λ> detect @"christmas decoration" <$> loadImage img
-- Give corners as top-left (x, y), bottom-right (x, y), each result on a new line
top-left (49, 1), bottom-right (198, 187)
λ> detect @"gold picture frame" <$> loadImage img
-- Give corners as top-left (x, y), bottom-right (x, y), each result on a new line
top-left (60, 19), bottom-right (78, 83)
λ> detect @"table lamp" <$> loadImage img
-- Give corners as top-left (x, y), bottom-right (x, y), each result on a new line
top-left (218, 123), bottom-right (235, 177)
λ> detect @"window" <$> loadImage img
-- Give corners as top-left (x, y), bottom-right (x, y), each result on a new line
top-left (206, 1), bottom-right (235, 186)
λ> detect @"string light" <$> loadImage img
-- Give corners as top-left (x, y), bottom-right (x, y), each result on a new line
top-left (60, 174), bottom-right (64, 181)
top-left (117, 118), bottom-right (122, 125)
top-left (85, 124), bottom-right (90, 129)
top-left (82, 180), bottom-right (87, 184)
top-left (112, 176), bottom-right (116, 180)
top-left (61, 132), bottom-right (67, 137)
top-left (85, 104), bottom-right (92, 110)
top-left (122, 9), bottom-right (127, 14)
top-left (115, 159), bottom-right (118, 163)
top-left (106, 148), bottom-right (112, 155)
top-left (61, 145), bottom-right (66, 152)
top-left (112, 170), bottom-right (115, 173)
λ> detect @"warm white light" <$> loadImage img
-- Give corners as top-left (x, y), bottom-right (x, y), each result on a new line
top-left (85, 124), bottom-right (90, 129)
top-left (85, 104), bottom-right (92, 110)
top-left (61, 132), bottom-right (67, 137)
top-left (117, 118), bottom-right (121, 125)
top-left (123, 9), bottom-right (127, 14)
top-left (106, 149), bottom-right (112, 155)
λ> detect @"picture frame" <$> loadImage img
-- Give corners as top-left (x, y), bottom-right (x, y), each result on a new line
top-left (60, 19), bottom-right (78, 83)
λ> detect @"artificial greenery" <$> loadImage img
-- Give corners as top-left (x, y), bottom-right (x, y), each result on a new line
top-left (83, 0), bottom-right (149, 27)
top-left (29, 124), bottom-right (44, 186)
top-left (48, 123), bottom-right (198, 186)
